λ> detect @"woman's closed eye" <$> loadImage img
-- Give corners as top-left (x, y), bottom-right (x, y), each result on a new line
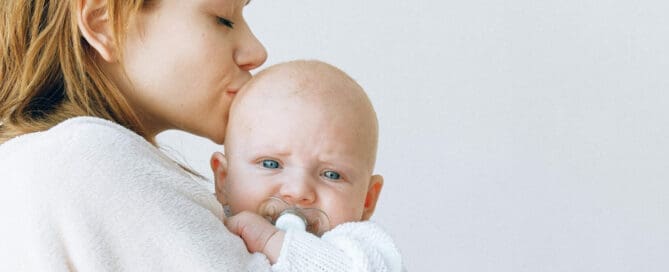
top-left (217, 17), bottom-right (235, 28)
top-left (261, 159), bottom-right (281, 169)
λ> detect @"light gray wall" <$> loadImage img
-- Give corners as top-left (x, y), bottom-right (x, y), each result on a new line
top-left (157, 1), bottom-right (669, 271)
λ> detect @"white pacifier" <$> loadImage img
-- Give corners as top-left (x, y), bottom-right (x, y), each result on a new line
top-left (274, 209), bottom-right (308, 232)
top-left (257, 196), bottom-right (331, 236)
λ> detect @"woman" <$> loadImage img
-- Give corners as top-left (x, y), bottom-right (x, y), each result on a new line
top-left (0, 0), bottom-right (344, 270)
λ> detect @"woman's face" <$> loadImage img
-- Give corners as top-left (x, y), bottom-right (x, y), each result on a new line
top-left (114, 0), bottom-right (266, 143)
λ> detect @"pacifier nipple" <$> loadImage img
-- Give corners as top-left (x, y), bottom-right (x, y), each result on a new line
top-left (258, 197), bottom-right (331, 236)
top-left (275, 209), bottom-right (307, 232)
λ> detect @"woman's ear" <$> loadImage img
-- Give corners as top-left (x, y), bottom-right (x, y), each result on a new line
top-left (210, 152), bottom-right (229, 205)
top-left (361, 175), bottom-right (384, 220)
top-left (77, 0), bottom-right (117, 62)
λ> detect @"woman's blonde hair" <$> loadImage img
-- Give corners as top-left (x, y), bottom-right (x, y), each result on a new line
top-left (0, 0), bottom-right (148, 144)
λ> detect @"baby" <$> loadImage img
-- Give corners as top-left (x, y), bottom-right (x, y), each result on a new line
top-left (210, 60), bottom-right (404, 271)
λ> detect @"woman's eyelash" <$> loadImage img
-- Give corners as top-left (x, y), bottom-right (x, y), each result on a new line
top-left (217, 17), bottom-right (235, 28)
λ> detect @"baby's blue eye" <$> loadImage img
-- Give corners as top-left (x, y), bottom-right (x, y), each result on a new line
top-left (262, 159), bottom-right (280, 169)
top-left (323, 171), bottom-right (341, 180)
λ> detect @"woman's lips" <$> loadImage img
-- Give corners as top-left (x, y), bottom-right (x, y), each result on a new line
top-left (226, 89), bottom-right (239, 96)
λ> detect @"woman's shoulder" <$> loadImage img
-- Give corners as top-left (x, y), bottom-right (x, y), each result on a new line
top-left (45, 115), bottom-right (148, 148)
top-left (1, 116), bottom-right (150, 155)
top-left (0, 116), bottom-right (221, 222)
top-left (0, 116), bottom-right (180, 172)
top-left (0, 116), bottom-right (179, 186)
top-left (53, 115), bottom-right (145, 140)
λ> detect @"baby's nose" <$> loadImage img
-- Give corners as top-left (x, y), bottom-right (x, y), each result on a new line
top-left (278, 176), bottom-right (316, 206)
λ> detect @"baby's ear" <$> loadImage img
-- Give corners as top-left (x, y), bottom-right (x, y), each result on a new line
top-left (361, 174), bottom-right (384, 220)
top-left (210, 152), bottom-right (229, 205)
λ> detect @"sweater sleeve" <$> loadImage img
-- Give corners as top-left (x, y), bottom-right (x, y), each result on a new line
top-left (0, 117), bottom-right (272, 271)
top-left (271, 221), bottom-right (405, 272)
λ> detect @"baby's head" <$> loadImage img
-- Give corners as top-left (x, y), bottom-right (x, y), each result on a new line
top-left (211, 60), bottom-right (383, 229)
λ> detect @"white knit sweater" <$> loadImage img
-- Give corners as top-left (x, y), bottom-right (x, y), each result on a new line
top-left (275, 222), bottom-right (405, 272)
top-left (0, 117), bottom-right (404, 271)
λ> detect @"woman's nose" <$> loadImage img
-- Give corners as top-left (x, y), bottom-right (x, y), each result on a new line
top-left (234, 22), bottom-right (268, 71)
top-left (279, 176), bottom-right (316, 206)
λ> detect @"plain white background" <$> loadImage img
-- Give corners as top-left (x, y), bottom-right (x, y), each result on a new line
top-left (157, 1), bottom-right (669, 271)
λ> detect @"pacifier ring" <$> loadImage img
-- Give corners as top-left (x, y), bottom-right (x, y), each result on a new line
top-left (257, 197), bottom-right (331, 236)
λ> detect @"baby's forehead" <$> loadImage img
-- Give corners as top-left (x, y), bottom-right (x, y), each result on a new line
top-left (245, 65), bottom-right (364, 107)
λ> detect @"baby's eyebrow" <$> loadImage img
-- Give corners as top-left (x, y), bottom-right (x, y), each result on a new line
top-left (253, 146), bottom-right (291, 157)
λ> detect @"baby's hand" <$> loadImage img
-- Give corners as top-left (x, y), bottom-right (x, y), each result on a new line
top-left (225, 211), bottom-right (285, 264)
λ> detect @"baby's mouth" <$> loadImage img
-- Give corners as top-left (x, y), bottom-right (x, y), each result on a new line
top-left (257, 197), bottom-right (331, 236)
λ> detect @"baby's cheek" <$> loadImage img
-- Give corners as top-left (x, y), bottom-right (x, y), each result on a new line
top-left (231, 195), bottom-right (263, 214)
top-left (330, 205), bottom-right (364, 225)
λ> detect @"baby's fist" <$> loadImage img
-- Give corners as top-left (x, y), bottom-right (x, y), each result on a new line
top-left (224, 211), bottom-right (284, 263)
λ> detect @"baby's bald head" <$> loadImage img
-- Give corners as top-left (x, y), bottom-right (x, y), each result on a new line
top-left (236, 60), bottom-right (371, 113)
top-left (228, 60), bottom-right (379, 171)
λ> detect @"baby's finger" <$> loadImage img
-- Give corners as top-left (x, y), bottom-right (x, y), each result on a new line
top-left (225, 212), bottom-right (278, 252)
